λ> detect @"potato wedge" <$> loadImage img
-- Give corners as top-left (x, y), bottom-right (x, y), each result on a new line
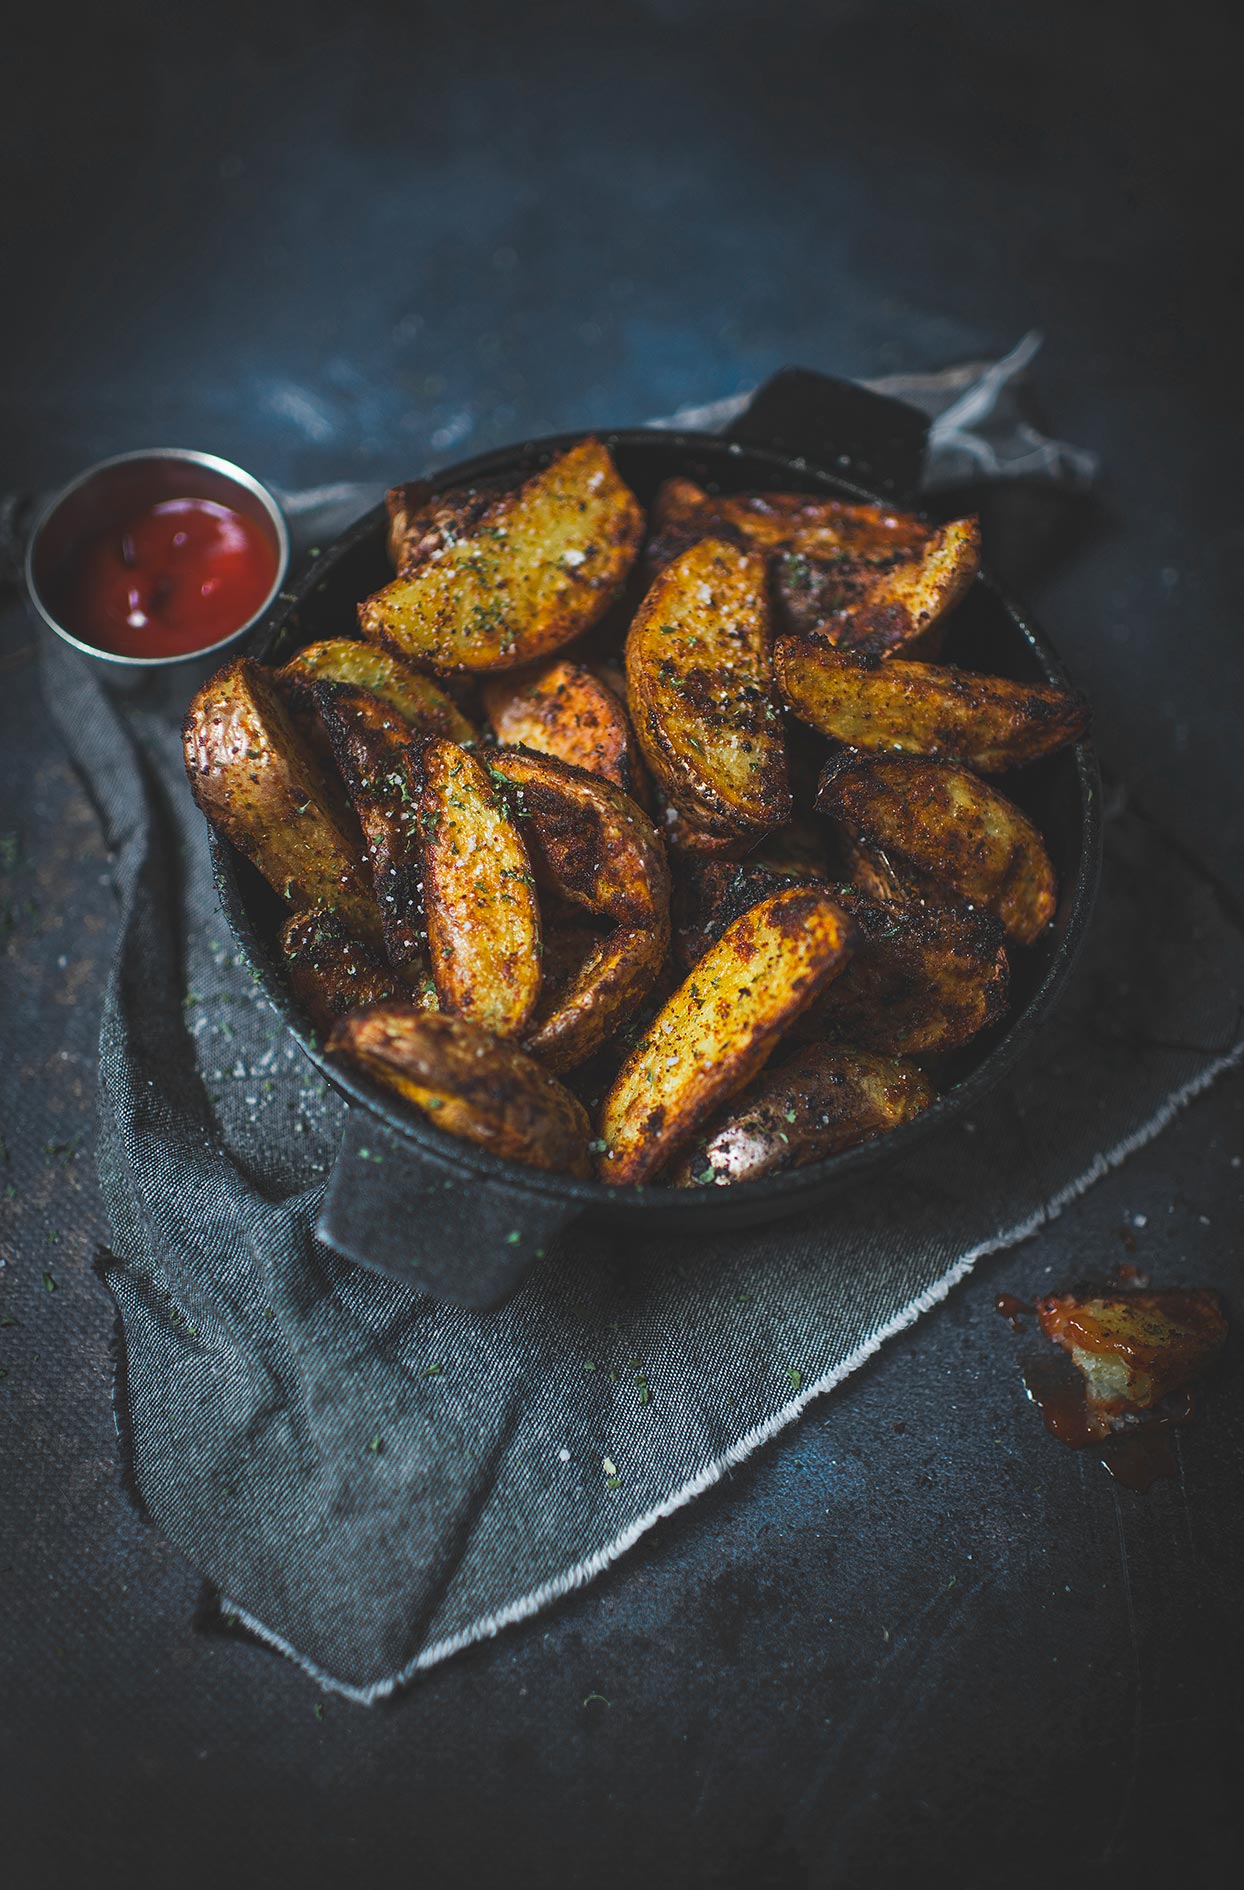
top-left (797, 890), bottom-right (1009, 1055)
top-left (280, 907), bottom-right (410, 1034)
top-left (420, 740), bottom-right (542, 1036)
top-left (647, 477), bottom-right (931, 574)
top-left (358, 439), bottom-right (644, 672)
top-left (598, 886), bottom-right (856, 1184)
top-left (626, 537), bottom-right (790, 837)
top-left (1035, 1289), bottom-right (1227, 1415)
top-left (776, 640), bottom-right (1088, 772)
top-left (483, 658), bottom-right (644, 798)
top-left (485, 749), bottom-right (670, 932)
top-left (328, 1006), bottom-right (592, 1178)
top-left (526, 924), bottom-right (668, 1074)
top-left (316, 686), bottom-right (428, 970)
top-left (673, 859), bottom-right (806, 971)
top-left (817, 752), bottom-right (1057, 946)
top-left (182, 657), bottom-right (381, 945)
top-left (279, 638), bottom-right (478, 743)
top-left (793, 517), bottom-right (980, 657)
top-left (669, 1044), bottom-right (935, 1187)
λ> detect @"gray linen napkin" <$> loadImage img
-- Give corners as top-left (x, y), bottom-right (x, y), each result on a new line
top-left (41, 351), bottom-right (1242, 1701)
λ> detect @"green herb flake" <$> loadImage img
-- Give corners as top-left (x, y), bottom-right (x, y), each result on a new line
top-left (421, 1362), bottom-right (443, 1378)
top-left (367, 1434), bottom-right (384, 1454)
top-left (786, 1366), bottom-right (803, 1391)
top-left (43, 1272), bottom-right (57, 1293)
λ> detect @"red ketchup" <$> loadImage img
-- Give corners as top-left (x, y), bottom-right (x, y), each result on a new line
top-left (68, 497), bottom-right (278, 658)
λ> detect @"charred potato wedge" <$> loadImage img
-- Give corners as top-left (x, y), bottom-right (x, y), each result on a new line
top-left (1035, 1290), bottom-right (1227, 1415)
top-left (420, 740), bottom-right (542, 1036)
top-left (316, 686), bottom-right (428, 970)
top-left (358, 439), bottom-right (644, 672)
top-left (798, 890), bottom-right (1009, 1055)
top-left (485, 749), bottom-right (669, 932)
top-left (670, 1044), bottom-right (935, 1187)
top-left (817, 752), bottom-right (1057, 946)
top-left (797, 517), bottom-right (980, 658)
top-left (626, 537), bottom-right (790, 837)
top-left (280, 907), bottom-right (410, 1034)
top-left (328, 1007), bottom-right (592, 1178)
top-left (647, 477), bottom-right (931, 574)
top-left (673, 859), bottom-right (808, 971)
top-left (598, 886), bottom-right (856, 1184)
top-left (526, 924), bottom-right (668, 1075)
top-left (483, 658), bottom-right (644, 798)
top-left (183, 657), bottom-right (381, 945)
top-left (776, 640), bottom-right (1088, 772)
top-left (279, 638), bottom-right (477, 743)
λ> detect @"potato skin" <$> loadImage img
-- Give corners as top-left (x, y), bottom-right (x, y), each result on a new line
top-left (279, 638), bottom-right (477, 743)
top-left (817, 751), bottom-right (1057, 946)
top-left (483, 658), bottom-right (644, 799)
top-left (776, 640), bottom-right (1089, 772)
top-left (358, 439), bottom-right (644, 672)
top-left (626, 537), bottom-right (791, 838)
top-left (316, 686), bottom-right (429, 970)
top-left (182, 657), bottom-right (381, 945)
top-left (328, 1006), bottom-right (592, 1178)
top-left (280, 907), bottom-right (409, 1034)
top-left (420, 740), bottom-right (542, 1037)
top-left (796, 517), bottom-right (980, 658)
top-left (598, 886), bottom-right (857, 1184)
top-left (669, 1044), bottom-right (935, 1187)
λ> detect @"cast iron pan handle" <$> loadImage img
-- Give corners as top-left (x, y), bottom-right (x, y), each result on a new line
top-left (725, 367), bottom-right (929, 502)
top-left (317, 1111), bottom-right (580, 1309)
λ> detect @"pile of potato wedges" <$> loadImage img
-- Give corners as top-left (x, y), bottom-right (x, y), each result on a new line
top-left (183, 437), bottom-right (1088, 1189)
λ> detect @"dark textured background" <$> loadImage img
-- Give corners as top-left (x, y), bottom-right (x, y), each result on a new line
top-left (1, 2), bottom-right (1241, 1884)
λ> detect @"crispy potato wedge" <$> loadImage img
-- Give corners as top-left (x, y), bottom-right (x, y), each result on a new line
top-left (626, 537), bottom-right (790, 837)
top-left (328, 1006), bottom-right (592, 1178)
top-left (792, 517), bottom-right (980, 657)
top-left (420, 740), bottom-right (542, 1036)
top-left (647, 477), bottom-right (931, 574)
top-left (183, 657), bottom-right (381, 945)
top-left (485, 749), bottom-right (670, 932)
top-left (776, 640), bottom-right (1089, 772)
top-left (598, 886), bottom-right (856, 1184)
top-left (1035, 1290), bottom-right (1227, 1415)
top-left (527, 923), bottom-right (668, 1074)
top-left (483, 658), bottom-right (644, 798)
top-left (673, 859), bottom-right (806, 971)
top-left (279, 638), bottom-right (478, 743)
top-left (280, 907), bottom-right (411, 1034)
top-left (316, 686), bottom-right (429, 970)
top-left (817, 752), bottom-right (1057, 946)
top-left (669, 1044), bottom-right (936, 1186)
top-left (358, 439), bottom-right (644, 672)
top-left (652, 790), bottom-right (756, 858)
top-left (798, 890), bottom-right (1009, 1055)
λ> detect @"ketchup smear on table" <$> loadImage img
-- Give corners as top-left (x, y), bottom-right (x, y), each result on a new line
top-left (68, 498), bottom-right (277, 658)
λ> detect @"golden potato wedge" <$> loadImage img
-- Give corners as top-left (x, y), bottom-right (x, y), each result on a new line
top-left (794, 517), bottom-right (980, 657)
top-left (279, 638), bottom-right (478, 743)
top-left (797, 890), bottom-right (1009, 1055)
top-left (598, 886), bottom-right (857, 1184)
top-left (526, 924), bottom-right (668, 1074)
top-left (280, 907), bottom-right (410, 1035)
top-left (182, 657), bottom-right (381, 945)
top-left (1035, 1289), bottom-right (1227, 1415)
top-left (315, 686), bottom-right (428, 970)
top-left (626, 537), bottom-right (790, 838)
top-left (358, 439), bottom-right (644, 672)
top-left (485, 749), bottom-right (670, 932)
top-left (646, 477), bottom-right (931, 574)
top-left (669, 1044), bottom-right (936, 1186)
top-left (776, 640), bottom-right (1089, 772)
top-left (483, 658), bottom-right (644, 798)
top-left (328, 1006), bottom-right (592, 1178)
top-left (817, 752), bottom-right (1057, 946)
top-left (420, 740), bottom-right (542, 1036)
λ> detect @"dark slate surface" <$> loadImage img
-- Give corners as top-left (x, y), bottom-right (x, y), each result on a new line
top-left (1, 2), bottom-right (1240, 1884)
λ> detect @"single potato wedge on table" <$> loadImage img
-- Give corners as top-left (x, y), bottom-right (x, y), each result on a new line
top-left (670, 1043), bottom-right (936, 1187)
top-left (626, 537), bottom-right (791, 840)
top-left (776, 640), bottom-right (1089, 772)
top-left (598, 885), bottom-right (857, 1184)
top-left (328, 1007), bottom-right (592, 1178)
top-left (817, 751), bottom-right (1057, 947)
top-left (182, 656), bottom-right (381, 947)
top-left (358, 438), bottom-right (644, 672)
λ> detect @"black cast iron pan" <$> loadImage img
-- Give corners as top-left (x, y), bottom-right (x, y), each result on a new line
top-left (210, 370), bottom-right (1101, 1308)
